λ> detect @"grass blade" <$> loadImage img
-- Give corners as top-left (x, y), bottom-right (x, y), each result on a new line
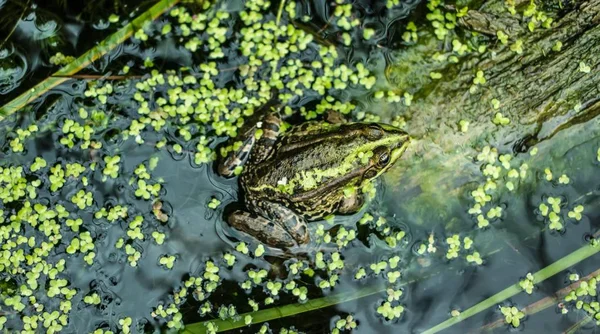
top-left (422, 243), bottom-right (600, 334)
top-left (564, 315), bottom-right (593, 334)
top-left (181, 284), bottom-right (383, 334)
top-left (0, 0), bottom-right (180, 119)
top-left (478, 267), bottom-right (600, 332)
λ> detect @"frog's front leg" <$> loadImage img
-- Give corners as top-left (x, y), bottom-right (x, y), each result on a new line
top-left (337, 192), bottom-right (365, 214)
top-left (217, 112), bottom-right (282, 177)
top-left (217, 135), bottom-right (256, 177)
top-left (248, 113), bottom-right (283, 164)
top-left (228, 201), bottom-right (309, 248)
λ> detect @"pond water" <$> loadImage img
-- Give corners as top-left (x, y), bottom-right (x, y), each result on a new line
top-left (0, 0), bottom-right (599, 333)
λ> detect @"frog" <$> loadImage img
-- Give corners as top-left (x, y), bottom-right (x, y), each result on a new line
top-left (217, 106), bottom-right (410, 248)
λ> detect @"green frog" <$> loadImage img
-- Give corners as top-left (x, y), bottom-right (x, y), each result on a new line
top-left (217, 107), bottom-right (410, 248)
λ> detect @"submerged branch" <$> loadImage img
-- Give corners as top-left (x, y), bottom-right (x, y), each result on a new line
top-left (477, 267), bottom-right (600, 332)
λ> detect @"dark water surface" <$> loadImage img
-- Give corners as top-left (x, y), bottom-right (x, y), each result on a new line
top-left (0, 0), bottom-right (599, 333)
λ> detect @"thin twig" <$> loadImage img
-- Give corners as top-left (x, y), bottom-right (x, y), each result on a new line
top-left (51, 74), bottom-right (143, 80)
top-left (0, 0), bottom-right (31, 50)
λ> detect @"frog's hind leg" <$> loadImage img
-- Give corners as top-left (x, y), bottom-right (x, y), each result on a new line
top-left (229, 201), bottom-right (310, 248)
top-left (254, 201), bottom-right (309, 244)
top-left (228, 210), bottom-right (297, 248)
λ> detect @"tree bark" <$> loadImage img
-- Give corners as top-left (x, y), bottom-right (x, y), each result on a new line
top-left (393, 0), bottom-right (599, 148)
top-left (382, 0), bottom-right (600, 225)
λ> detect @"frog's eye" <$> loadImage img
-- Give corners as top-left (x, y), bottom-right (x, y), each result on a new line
top-left (373, 146), bottom-right (390, 167)
top-left (378, 151), bottom-right (390, 166)
top-left (366, 125), bottom-right (383, 140)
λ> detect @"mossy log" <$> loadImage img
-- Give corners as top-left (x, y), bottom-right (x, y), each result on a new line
top-left (382, 0), bottom-right (600, 227)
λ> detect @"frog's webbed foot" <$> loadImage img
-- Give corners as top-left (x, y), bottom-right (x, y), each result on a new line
top-left (337, 192), bottom-right (365, 214)
top-left (229, 202), bottom-right (309, 248)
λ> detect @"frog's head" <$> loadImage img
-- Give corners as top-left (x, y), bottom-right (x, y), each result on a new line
top-left (356, 123), bottom-right (410, 181)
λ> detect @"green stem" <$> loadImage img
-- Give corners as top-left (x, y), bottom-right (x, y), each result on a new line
top-left (0, 0), bottom-right (181, 120)
top-left (564, 315), bottom-right (593, 334)
top-left (479, 267), bottom-right (600, 332)
top-left (276, 0), bottom-right (287, 26)
top-left (181, 284), bottom-right (383, 334)
top-left (422, 243), bottom-right (600, 334)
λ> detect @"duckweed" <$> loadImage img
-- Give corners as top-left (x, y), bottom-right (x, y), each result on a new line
top-left (446, 234), bottom-right (461, 259)
top-left (568, 205), bottom-right (584, 221)
top-left (377, 301), bottom-right (404, 320)
top-left (254, 244), bottom-right (265, 257)
top-left (236, 242), bottom-right (249, 255)
top-left (466, 252), bottom-right (483, 265)
top-left (332, 315), bottom-right (357, 333)
top-left (579, 62), bottom-right (591, 73)
top-left (500, 305), bottom-right (525, 327)
top-left (519, 273), bottom-right (535, 294)
top-left (102, 155), bottom-right (121, 179)
top-left (70, 189), bottom-right (94, 209)
top-left (492, 113), bottom-right (510, 126)
top-left (207, 198), bottom-right (221, 209)
top-left (552, 41), bottom-right (563, 52)
top-left (510, 39), bottom-right (524, 54)
top-left (84, 293), bottom-right (101, 305)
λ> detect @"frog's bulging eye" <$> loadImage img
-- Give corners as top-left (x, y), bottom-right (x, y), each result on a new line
top-left (378, 151), bottom-right (390, 166)
top-left (366, 125), bottom-right (383, 140)
top-left (373, 146), bottom-right (390, 167)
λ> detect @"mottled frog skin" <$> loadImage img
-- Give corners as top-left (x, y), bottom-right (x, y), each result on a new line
top-left (217, 108), bottom-right (410, 248)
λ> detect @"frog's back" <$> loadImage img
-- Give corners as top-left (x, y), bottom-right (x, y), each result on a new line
top-left (241, 123), bottom-right (375, 218)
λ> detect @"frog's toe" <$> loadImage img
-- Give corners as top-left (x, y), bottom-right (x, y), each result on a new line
top-left (217, 156), bottom-right (243, 177)
top-left (216, 136), bottom-right (255, 178)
